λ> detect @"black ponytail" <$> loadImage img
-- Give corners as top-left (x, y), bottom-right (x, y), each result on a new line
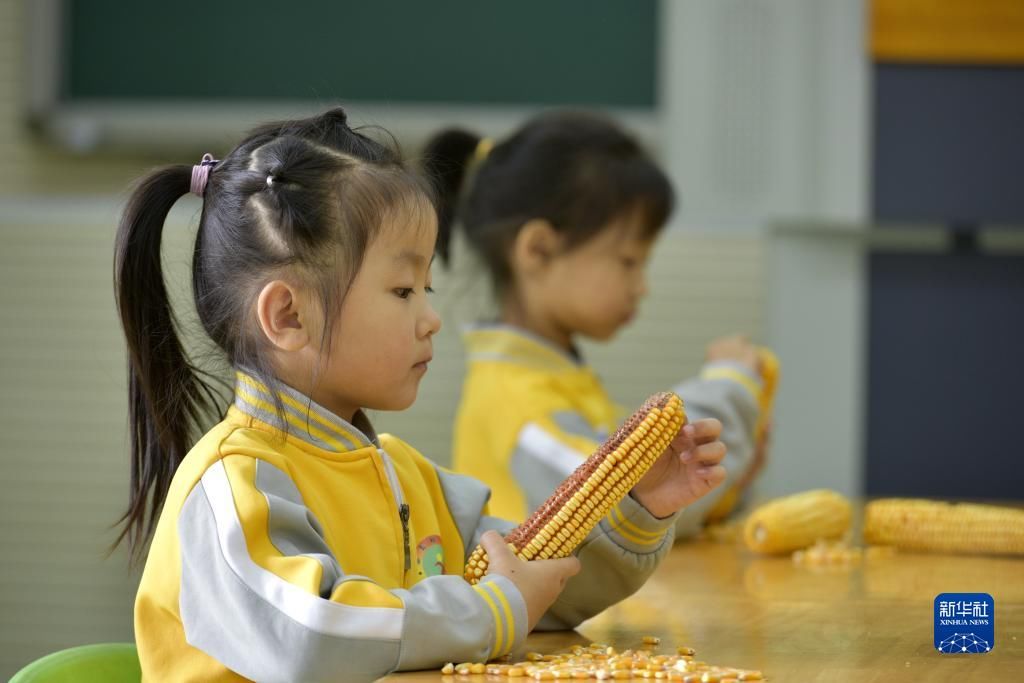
top-left (113, 166), bottom-right (223, 557)
top-left (421, 129), bottom-right (482, 266)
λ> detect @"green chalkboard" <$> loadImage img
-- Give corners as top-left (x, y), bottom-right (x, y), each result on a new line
top-left (64, 1), bottom-right (658, 107)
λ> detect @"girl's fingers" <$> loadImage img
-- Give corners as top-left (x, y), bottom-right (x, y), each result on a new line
top-left (690, 440), bottom-right (726, 466)
top-left (542, 555), bottom-right (582, 580)
top-left (479, 530), bottom-right (513, 561)
top-left (686, 418), bottom-right (722, 443)
top-left (693, 464), bottom-right (727, 490)
top-left (669, 432), bottom-right (695, 459)
top-left (670, 427), bottom-right (725, 463)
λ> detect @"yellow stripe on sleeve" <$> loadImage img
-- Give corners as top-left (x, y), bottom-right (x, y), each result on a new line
top-left (607, 504), bottom-right (665, 547)
top-left (611, 503), bottom-right (666, 541)
top-left (487, 581), bottom-right (516, 656)
top-left (700, 366), bottom-right (762, 402)
top-left (472, 584), bottom-right (503, 658)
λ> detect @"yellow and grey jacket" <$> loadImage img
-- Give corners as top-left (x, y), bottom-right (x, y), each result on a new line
top-left (452, 325), bottom-right (762, 539)
top-left (135, 370), bottom-right (677, 682)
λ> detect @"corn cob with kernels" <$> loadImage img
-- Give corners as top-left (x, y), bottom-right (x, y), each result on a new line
top-left (743, 489), bottom-right (852, 554)
top-left (756, 347), bottom-right (780, 425)
top-left (464, 392), bottom-right (686, 584)
top-left (706, 347), bottom-right (780, 523)
top-left (864, 498), bottom-right (1024, 556)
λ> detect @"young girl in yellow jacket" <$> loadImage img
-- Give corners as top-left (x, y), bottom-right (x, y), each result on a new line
top-left (424, 112), bottom-right (769, 538)
top-left (113, 108), bottom-right (726, 682)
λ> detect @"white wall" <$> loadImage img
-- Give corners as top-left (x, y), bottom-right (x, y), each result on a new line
top-left (660, 0), bottom-right (871, 499)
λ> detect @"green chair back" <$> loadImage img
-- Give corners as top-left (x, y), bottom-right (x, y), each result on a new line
top-left (9, 643), bottom-right (140, 683)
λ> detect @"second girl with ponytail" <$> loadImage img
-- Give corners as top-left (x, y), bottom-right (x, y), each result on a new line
top-left (423, 111), bottom-right (770, 540)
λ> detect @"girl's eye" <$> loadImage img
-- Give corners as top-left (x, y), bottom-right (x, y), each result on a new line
top-left (425, 286), bottom-right (435, 295)
top-left (621, 257), bottom-right (638, 269)
top-left (394, 288), bottom-right (413, 299)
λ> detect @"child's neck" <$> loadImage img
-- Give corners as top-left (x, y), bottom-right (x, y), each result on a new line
top-left (499, 300), bottom-right (575, 355)
top-left (274, 362), bottom-right (361, 424)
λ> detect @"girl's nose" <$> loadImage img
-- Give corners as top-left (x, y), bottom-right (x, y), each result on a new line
top-left (419, 300), bottom-right (442, 338)
top-left (635, 272), bottom-right (649, 299)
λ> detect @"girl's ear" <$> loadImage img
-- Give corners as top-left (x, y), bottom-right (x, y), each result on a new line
top-left (512, 219), bottom-right (561, 274)
top-left (256, 280), bottom-right (313, 352)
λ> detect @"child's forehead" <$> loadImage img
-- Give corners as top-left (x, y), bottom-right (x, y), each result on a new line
top-left (593, 215), bottom-right (657, 249)
top-left (372, 203), bottom-right (439, 263)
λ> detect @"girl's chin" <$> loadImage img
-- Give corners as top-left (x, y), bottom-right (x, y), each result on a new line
top-left (584, 323), bottom-right (624, 342)
top-left (371, 386), bottom-right (420, 413)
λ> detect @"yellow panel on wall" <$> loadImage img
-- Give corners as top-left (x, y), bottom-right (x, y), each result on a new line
top-left (871, 0), bottom-right (1024, 65)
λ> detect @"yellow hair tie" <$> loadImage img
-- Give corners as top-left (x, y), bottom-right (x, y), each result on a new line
top-left (473, 137), bottom-right (494, 164)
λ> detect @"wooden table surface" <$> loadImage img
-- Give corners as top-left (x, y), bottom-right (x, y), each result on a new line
top-left (383, 528), bottom-right (1023, 682)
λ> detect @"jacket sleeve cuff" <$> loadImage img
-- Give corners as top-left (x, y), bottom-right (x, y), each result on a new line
top-left (472, 574), bottom-right (529, 659)
top-left (599, 493), bottom-right (676, 554)
top-left (699, 360), bottom-right (763, 402)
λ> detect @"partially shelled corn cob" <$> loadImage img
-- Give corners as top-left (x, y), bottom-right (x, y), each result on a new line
top-left (757, 349), bottom-right (780, 409)
top-left (464, 392), bottom-right (686, 584)
top-left (864, 498), bottom-right (1024, 556)
top-left (743, 489), bottom-right (852, 554)
top-left (705, 347), bottom-right (780, 524)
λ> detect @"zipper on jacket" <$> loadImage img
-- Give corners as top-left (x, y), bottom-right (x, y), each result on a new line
top-left (377, 447), bottom-right (412, 578)
top-left (399, 503), bottom-right (411, 574)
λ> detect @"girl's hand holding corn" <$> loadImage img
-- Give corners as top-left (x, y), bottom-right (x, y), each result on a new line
top-left (479, 530), bottom-right (581, 631)
top-left (630, 417), bottom-right (727, 519)
top-left (705, 334), bottom-right (760, 374)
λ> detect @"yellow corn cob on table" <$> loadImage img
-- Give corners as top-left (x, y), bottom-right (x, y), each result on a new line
top-left (743, 489), bottom-right (852, 554)
top-left (864, 498), bottom-right (1024, 556)
top-left (464, 392), bottom-right (686, 584)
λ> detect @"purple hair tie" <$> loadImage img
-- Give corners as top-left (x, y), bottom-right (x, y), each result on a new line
top-left (190, 153), bottom-right (219, 197)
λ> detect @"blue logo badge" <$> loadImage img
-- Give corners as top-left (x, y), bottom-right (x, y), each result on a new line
top-left (934, 593), bottom-right (994, 654)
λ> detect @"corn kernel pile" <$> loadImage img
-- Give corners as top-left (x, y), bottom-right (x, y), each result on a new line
top-left (701, 520), bottom-right (742, 544)
top-left (791, 539), bottom-right (861, 567)
top-left (441, 640), bottom-right (766, 681)
top-left (791, 540), bottom-right (897, 567)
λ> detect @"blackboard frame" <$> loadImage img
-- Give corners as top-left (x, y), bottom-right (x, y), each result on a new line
top-left (25, 0), bottom-right (663, 153)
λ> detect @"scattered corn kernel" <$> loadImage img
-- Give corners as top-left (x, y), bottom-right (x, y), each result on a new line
top-left (440, 642), bottom-right (767, 681)
top-left (792, 539), bottom-right (863, 567)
